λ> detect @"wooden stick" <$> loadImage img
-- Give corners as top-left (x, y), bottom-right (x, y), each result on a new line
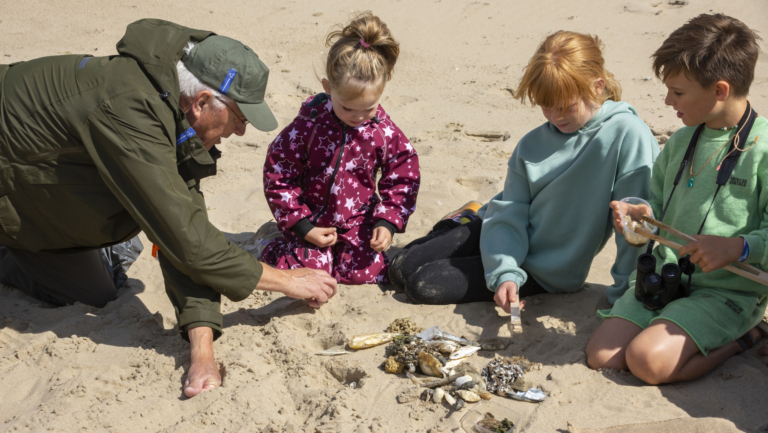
top-left (633, 227), bottom-right (768, 286)
top-left (641, 215), bottom-right (766, 277)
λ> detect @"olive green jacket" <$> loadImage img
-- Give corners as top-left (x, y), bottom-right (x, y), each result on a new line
top-left (0, 19), bottom-right (263, 340)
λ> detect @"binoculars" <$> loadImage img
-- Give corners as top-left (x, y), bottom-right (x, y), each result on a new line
top-left (634, 253), bottom-right (694, 310)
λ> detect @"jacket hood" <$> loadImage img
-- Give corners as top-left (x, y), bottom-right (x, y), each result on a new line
top-left (549, 99), bottom-right (638, 134)
top-left (298, 93), bottom-right (390, 130)
top-left (116, 19), bottom-right (214, 109)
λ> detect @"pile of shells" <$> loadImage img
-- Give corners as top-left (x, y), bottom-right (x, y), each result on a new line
top-left (384, 335), bottom-right (445, 375)
top-left (416, 364), bottom-right (493, 410)
top-left (481, 357), bottom-right (529, 396)
top-left (387, 318), bottom-right (423, 335)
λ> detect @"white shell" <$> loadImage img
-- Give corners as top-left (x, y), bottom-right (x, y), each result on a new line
top-left (449, 345), bottom-right (481, 360)
top-left (444, 392), bottom-right (457, 406)
top-left (456, 390), bottom-right (481, 402)
top-left (454, 375), bottom-right (473, 387)
top-left (433, 388), bottom-right (445, 404)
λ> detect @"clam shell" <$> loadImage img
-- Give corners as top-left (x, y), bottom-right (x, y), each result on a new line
top-left (456, 390), bottom-right (481, 402)
top-left (454, 375), bottom-right (473, 387)
top-left (348, 333), bottom-right (396, 349)
top-left (418, 351), bottom-right (445, 378)
top-left (449, 345), bottom-right (481, 360)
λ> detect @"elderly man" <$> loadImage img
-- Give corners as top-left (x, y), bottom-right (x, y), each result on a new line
top-left (0, 19), bottom-right (337, 397)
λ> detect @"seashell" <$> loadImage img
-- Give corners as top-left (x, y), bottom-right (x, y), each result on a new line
top-left (348, 333), bottom-right (396, 349)
top-left (444, 391), bottom-right (457, 407)
top-left (424, 341), bottom-right (460, 355)
top-left (385, 356), bottom-right (405, 374)
top-left (506, 388), bottom-right (546, 403)
top-left (456, 390), bottom-right (481, 402)
top-left (479, 338), bottom-right (510, 351)
top-left (419, 351), bottom-right (445, 378)
top-left (449, 345), bottom-right (481, 360)
top-left (454, 375), bottom-right (473, 387)
top-left (478, 391), bottom-right (492, 400)
top-left (457, 380), bottom-right (478, 391)
top-left (433, 388), bottom-right (445, 404)
top-left (415, 326), bottom-right (478, 346)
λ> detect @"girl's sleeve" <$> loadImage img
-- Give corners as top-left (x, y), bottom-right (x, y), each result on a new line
top-left (606, 124), bottom-right (660, 303)
top-left (373, 121), bottom-right (420, 234)
top-left (480, 152), bottom-right (531, 292)
top-left (263, 121), bottom-right (313, 233)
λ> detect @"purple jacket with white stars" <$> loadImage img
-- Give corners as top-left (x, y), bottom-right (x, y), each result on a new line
top-left (263, 93), bottom-right (420, 238)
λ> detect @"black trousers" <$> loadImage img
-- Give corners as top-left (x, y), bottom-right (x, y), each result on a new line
top-left (389, 219), bottom-right (546, 304)
top-left (0, 238), bottom-right (142, 307)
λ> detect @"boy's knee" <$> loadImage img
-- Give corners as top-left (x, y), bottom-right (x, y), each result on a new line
top-left (585, 346), bottom-right (626, 371)
top-left (625, 342), bottom-right (667, 385)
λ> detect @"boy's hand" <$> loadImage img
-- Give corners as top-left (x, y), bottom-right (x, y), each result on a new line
top-left (305, 227), bottom-right (338, 248)
top-left (678, 235), bottom-right (743, 273)
top-left (494, 281), bottom-right (526, 313)
top-left (370, 226), bottom-right (392, 252)
top-left (610, 200), bottom-right (653, 235)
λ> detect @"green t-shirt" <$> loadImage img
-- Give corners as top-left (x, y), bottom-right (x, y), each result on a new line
top-left (646, 115), bottom-right (768, 296)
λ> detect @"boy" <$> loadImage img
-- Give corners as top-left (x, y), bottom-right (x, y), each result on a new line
top-left (585, 13), bottom-right (767, 384)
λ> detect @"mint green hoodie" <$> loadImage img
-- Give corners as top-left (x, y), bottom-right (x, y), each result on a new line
top-left (479, 100), bottom-right (659, 303)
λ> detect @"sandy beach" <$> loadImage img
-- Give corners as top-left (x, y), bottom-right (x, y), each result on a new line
top-left (1, 0), bottom-right (767, 431)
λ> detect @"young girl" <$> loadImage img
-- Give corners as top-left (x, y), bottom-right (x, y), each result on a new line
top-left (261, 12), bottom-right (420, 285)
top-left (389, 31), bottom-right (658, 311)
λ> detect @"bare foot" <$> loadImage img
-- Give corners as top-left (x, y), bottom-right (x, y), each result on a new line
top-left (184, 327), bottom-right (221, 398)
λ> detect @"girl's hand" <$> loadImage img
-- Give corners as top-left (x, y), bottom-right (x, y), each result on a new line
top-left (305, 227), bottom-right (338, 248)
top-left (370, 226), bottom-right (392, 252)
top-left (678, 235), bottom-right (744, 273)
top-left (610, 200), bottom-right (652, 235)
top-left (494, 281), bottom-right (526, 313)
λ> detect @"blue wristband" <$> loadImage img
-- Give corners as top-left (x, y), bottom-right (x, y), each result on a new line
top-left (738, 237), bottom-right (749, 262)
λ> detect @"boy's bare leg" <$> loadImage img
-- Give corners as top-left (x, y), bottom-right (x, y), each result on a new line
top-left (585, 317), bottom-right (643, 371)
top-left (626, 319), bottom-right (761, 385)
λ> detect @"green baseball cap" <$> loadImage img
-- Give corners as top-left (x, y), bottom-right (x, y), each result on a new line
top-left (183, 35), bottom-right (277, 132)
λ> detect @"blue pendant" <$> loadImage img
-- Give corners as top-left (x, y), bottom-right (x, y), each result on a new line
top-left (687, 177), bottom-right (694, 187)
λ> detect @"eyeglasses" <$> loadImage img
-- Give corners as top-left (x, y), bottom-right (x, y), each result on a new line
top-left (215, 96), bottom-right (249, 127)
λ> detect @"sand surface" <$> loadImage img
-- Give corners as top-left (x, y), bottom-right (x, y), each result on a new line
top-left (1, 0), bottom-right (767, 432)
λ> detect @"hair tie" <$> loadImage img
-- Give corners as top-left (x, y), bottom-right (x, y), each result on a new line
top-left (360, 38), bottom-right (371, 48)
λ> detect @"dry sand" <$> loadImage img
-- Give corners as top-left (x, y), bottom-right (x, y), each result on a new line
top-left (1, 0), bottom-right (767, 432)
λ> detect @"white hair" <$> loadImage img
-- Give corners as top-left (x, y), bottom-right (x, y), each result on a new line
top-left (176, 42), bottom-right (233, 110)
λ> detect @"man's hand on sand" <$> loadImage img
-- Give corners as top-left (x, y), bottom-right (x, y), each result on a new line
top-left (281, 268), bottom-right (338, 307)
top-left (184, 327), bottom-right (221, 398)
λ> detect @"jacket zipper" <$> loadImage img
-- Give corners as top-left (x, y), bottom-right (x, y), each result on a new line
top-left (306, 122), bottom-right (347, 259)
